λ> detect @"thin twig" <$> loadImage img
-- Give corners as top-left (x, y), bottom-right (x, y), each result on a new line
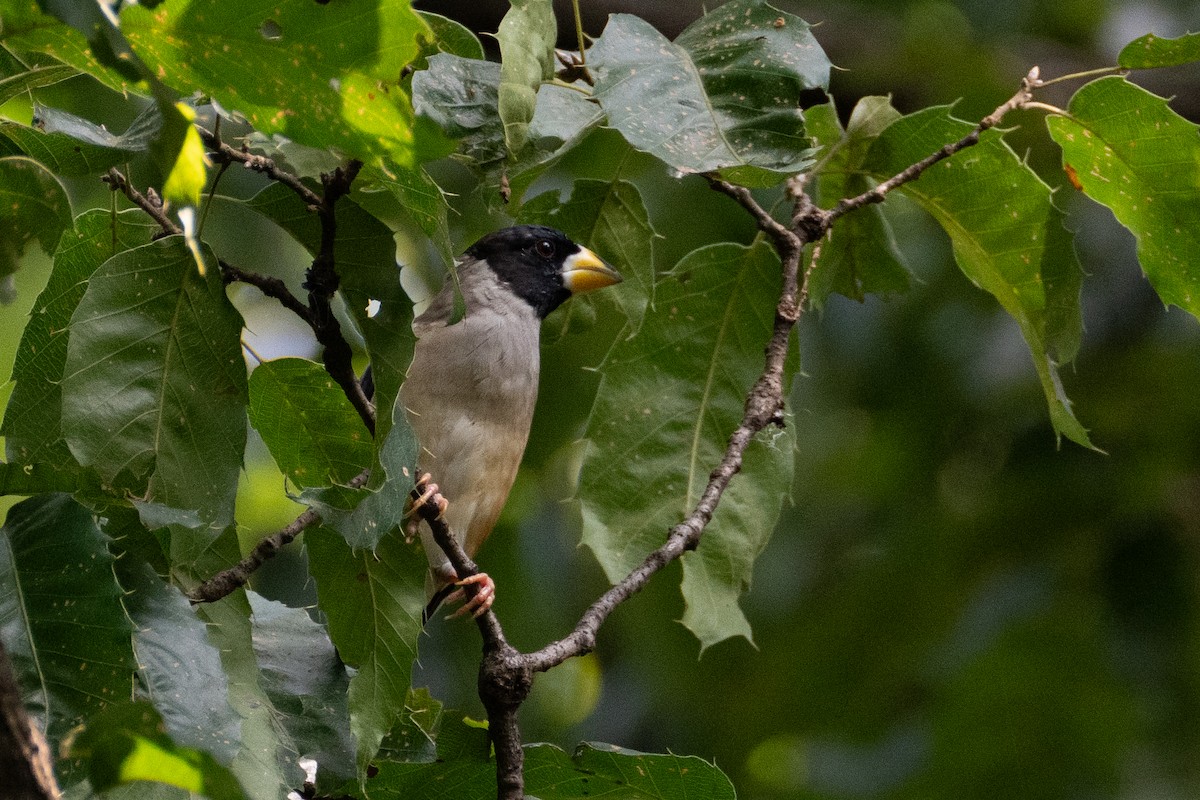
top-left (189, 469), bottom-right (371, 603)
top-left (524, 185), bottom-right (805, 674)
top-left (198, 126), bottom-right (323, 207)
top-left (829, 66), bottom-right (1043, 224)
top-left (104, 167), bottom-right (180, 236)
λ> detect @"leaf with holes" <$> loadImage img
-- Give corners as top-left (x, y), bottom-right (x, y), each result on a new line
top-left (121, 0), bottom-right (428, 166)
top-left (1047, 77), bottom-right (1200, 320)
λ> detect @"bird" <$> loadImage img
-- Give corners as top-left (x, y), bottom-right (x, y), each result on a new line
top-left (393, 225), bottom-right (622, 621)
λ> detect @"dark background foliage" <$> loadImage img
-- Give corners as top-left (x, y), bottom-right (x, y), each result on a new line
top-left (2, 1), bottom-right (1199, 798)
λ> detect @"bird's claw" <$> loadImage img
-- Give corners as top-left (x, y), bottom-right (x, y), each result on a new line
top-left (406, 473), bottom-right (450, 520)
top-left (445, 572), bottom-right (495, 619)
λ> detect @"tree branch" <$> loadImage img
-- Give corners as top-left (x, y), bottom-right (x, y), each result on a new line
top-left (302, 161), bottom-right (376, 436)
top-left (103, 167), bottom-right (180, 237)
top-left (198, 125), bottom-right (323, 207)
top-left (828, 66), bottom-right (1042, 223)
top-left (188, 468), bottom-right (372, 603)
top-left (524, 184), bottom-right (805, 674)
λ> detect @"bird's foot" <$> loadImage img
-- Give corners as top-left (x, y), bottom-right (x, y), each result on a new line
top-left (406, 472), bottom-right (449, 519)
top-left (444, 572), bottom-right (495, 619)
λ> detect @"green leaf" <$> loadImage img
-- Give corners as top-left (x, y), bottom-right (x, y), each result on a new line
top-left (577, 240), bottom-right (796, 649)
top-left (376, 687), bottom-right (442, 763)
top-left (415, 11), bottom-right (485, 61)
top-left (306, 527), bottom-right (426, 770)
top-left (0, 6), bottom-right (135, 93)
top-left (863, 106), bottom-right (1091, 448)
top-left (1047, 77), bottom-right (1200, 321)
top-left (496, 0), bottom-right (557, 154)
top-left (519, 179), bottom-right (656, 339)
top-left (493, 81), bottom-right (606, 208)
top-left (248, 593), bottom-right (356, 789)
top-left (244, 183), bottom-right (418, 547)
top-left (525, 742), bottom-right (737, 799)
top-left (121, 0), bottom-right (429, 167)
top-left (345, 713), bottom-right (492, 797)
top-left (1118, 32), bottom-right (1200, 68)
top-left (350, 715), bottom-right (736, 799)
top-left (0, 62), bottom-right (78, 105)
top-left (589, 0), bottom-right (827, 181)
top-left (0, 494), bottom-right (136, 780)
top-left (61, 236), bottom-right (248, 524)
top-left (3, 209), bottom-right (157, 472)
top-left (0, 103), bottom-right (159, 177)
top-left (192, 587), bottom-right (301, 799)
top-left (362, 164), bottom-right (455, 268)
top-left (70, 701), bottom-right (246, 800)
top-left (107, 533), bottom-right (242, 766)
top-left (153, 101), bottom-right (209, 208)
top-left (412, 54), bottom-right (506, 166)
top-left (0, 155), bottom-right (71, 290)
top-left (807, 97), bottom-right (910, 305)
top-left (248, 358), bottom-right (373, 489)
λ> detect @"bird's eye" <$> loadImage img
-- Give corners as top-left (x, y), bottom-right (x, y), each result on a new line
top-left (534, 239), bottom-right (555, 259)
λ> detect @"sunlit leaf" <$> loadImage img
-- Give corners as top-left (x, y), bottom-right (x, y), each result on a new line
top-left (1118, 32), bottom-right (1200, 68)
top-left (1, 7), bottom-right (133, 92)
top-left (496, 0), bottom-right (556, 154)
top-left (306, 527), bottom-right (426, 769)
top-left (121, 0), bottom-right (429, 166)
top-left (1046, 77), bottom-right (1200, 320)
top-left (577, 239), bottom-right (796, 649)
top-left (864, 106), bottom-right (1091, 447)
top-left (0, 494), bottom-right (135, 781)
top-left (70, 701), bottom-right (246, 800)
top-left (0, 155), bottom-right (71, 293)
top-left (589, 0), bottom-right (827, 181)
top-left (61, 237), bottom-right (248, 524)
top-left (415, 11), bottom-right (484, 62)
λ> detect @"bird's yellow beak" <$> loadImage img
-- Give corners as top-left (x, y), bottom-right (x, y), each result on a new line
top-left (561, 246), bottom-right (623, 295)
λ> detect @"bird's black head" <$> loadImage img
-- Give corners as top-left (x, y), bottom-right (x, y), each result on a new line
top-left (465, 225), bottom-right (621, 319)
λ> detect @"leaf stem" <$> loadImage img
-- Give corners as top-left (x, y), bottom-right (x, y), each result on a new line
top-left (1036, 65), bottom-right (1126, 87)
top-left (571, 0), bottom-right (587, 66)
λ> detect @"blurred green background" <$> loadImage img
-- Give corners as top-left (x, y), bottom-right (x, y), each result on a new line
top-left (4, 1), bottom-right (1200, 798)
